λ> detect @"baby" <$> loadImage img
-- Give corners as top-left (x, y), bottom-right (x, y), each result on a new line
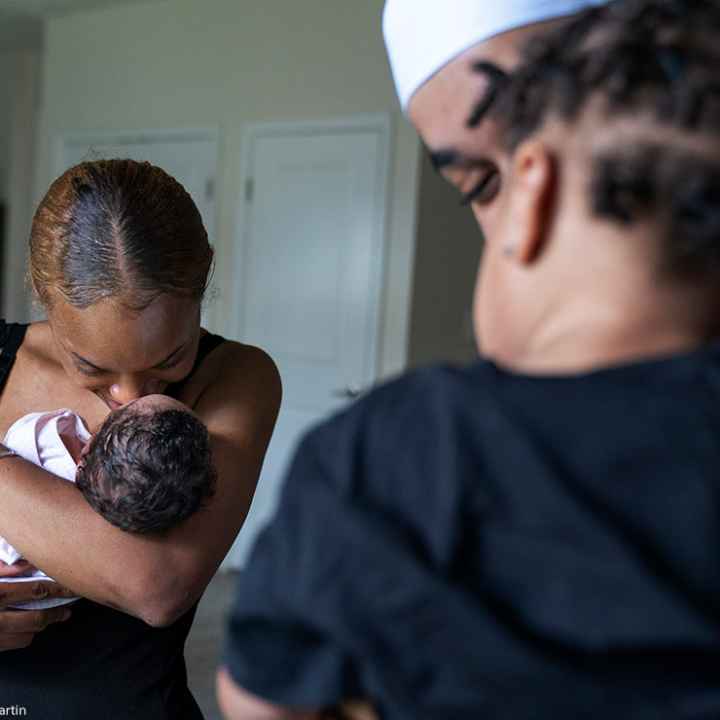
top-left (0, 394), bottom-right (216, 609)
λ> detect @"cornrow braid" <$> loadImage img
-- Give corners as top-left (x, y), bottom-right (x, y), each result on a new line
top-left (491, 0), bottom-right (720, 280)
top-left (499, 0), bottom-right (720, 146)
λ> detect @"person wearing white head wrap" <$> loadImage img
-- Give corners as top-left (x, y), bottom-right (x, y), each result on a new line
top-left (383, 0), bottom-right (610, 112)
top-left (381, 0), bottom-right (611, 243)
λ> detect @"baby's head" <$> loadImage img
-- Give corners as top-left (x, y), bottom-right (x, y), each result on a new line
top-left (75, 394), bottom-right (216, 534)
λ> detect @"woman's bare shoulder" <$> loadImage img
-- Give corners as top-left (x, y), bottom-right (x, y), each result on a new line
top-left (0, 322), bottom-right (87, 432)
top-left (184, 337), bottom-right (282, 417)
top-left (19, 322), bottom-right (60, 369)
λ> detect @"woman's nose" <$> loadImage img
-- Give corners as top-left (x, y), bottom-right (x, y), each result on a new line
top-left (109, 376), bottom-right (157, 405)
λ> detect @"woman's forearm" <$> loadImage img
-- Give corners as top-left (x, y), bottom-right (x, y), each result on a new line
top-left (0, 347), bottom-right (280, 627)
top-left (0, 454), bottom-right (199, 625)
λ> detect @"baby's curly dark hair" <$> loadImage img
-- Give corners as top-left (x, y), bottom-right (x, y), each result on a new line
top-left (75, 404), bottom-right (216, 534)
top-left (487, 0), bottom-right (720, 280)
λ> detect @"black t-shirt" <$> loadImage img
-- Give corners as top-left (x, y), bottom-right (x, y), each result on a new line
top-left (224, 347), bottom-right (720, 719)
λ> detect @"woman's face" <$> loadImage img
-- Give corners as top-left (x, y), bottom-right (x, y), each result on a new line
top-left (47, 293), bottom-right (202, 410)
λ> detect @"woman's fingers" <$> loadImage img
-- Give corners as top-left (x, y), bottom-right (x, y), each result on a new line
top-left (0, 560), bottom-right (37, 578)
top-left (0, 579), bottom-right (76, 608)
top-left (0, 632), bottom-right (34, 651)
top-left (0, 580), bottom-right (74, 652)
top-left (0, 593), bottom-right (72, 653)
top-left (0, 605), bottom-right (71, 633)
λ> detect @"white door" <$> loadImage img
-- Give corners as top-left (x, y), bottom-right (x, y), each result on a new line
top-left (225, 118), bottom-right (390, 568)
top-left (58, 131), bottom-right (217, 242)
top-left (56, 131), bottom-right (218, 327)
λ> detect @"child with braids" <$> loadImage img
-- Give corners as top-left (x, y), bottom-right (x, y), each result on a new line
top-left (219, 2), bottom-right (720, 719)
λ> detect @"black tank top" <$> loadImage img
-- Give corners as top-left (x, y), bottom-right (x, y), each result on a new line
top-left (0, 321), bottom-right (226, 720)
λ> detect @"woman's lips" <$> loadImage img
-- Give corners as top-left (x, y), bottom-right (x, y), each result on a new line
top-left (94, 391), bottom-right (122, 411)
top-left (95, 387), bottom-right (169, 411)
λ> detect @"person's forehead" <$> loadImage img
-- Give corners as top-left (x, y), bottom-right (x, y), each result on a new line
top-left (407, 19), bottom-right (572, 154)
top-left (407, 36), bottom-right (515, 150)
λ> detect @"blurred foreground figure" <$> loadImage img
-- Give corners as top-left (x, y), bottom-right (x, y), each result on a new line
top-left (219, 1), bottom-right (720, 718)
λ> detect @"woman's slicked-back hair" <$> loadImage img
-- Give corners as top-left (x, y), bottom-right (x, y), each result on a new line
top-left (30, 159), bottom-right (214, 310)
top-left (492, 0), bottom-right (720, 280)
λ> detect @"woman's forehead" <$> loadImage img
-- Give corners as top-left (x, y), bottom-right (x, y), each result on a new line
top-left (49, 294), bottom-right (200, 371)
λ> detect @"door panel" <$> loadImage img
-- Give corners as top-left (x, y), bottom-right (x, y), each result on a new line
top-left (226, 121), bottom-right (389, 567)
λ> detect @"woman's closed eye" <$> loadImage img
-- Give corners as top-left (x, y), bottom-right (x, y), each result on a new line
top-left (75, 362), bottom-right (105, 377)
top-left (155, 357), bottom-right (183, 371)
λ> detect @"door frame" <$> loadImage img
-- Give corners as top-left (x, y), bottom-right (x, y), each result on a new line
top-left (50, 126), bottom-right (221, 326)
top-left (53, 126), bottom-right (221, 180)
top-left (53, 126), bottom-right (220, 246)
top-left (232, 114), bottom-right (392, 388)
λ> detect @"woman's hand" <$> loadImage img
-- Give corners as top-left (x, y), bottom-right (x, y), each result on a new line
top-left (0, 572), bottom-right (74, 651)
top-left (0, 559), bottom-right (37, 578)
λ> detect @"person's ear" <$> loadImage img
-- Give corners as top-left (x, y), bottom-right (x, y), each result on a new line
top-left (502, 140), bottom-right (556, 265)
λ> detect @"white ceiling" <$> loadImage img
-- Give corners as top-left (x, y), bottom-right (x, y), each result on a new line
top-left (0, 0), bottom-right (153, 18)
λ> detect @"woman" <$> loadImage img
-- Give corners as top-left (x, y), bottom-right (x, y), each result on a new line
top-left (0, 160), bottom-right (281, 718)
top-left (219, 1), bottom-right (720, 718)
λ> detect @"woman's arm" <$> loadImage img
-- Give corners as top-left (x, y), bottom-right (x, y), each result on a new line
top-left (0, 344), bottom-right (281, 626)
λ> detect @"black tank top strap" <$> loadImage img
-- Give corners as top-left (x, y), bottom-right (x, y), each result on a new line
top-left (0, 320), bottom-right (29, 394)
top-left (166, 330), bottom-right (226, 399)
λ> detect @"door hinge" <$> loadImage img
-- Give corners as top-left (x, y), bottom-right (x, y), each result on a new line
top-left (205, 177), bottom-right (215, 202)
top-left (245, 178), bottom-right (254, 203)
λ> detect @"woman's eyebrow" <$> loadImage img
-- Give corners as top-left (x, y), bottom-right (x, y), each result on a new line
top-left (71, 343), bottom-right (187, 371)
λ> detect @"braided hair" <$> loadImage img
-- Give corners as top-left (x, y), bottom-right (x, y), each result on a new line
top-left (490, 0), bottom-right (720, 280)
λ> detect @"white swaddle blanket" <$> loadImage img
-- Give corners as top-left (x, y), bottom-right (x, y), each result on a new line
top-left (0, 409), bottom-right (89, 609)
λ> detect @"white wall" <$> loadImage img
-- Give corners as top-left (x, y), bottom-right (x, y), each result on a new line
top-left (407, 152), bottom-right (482, 368)
top-left (3, 50), bottom-right (43, 321)
top-left (0, 9), bottom-right (44, 319)
top-left (0, 56), bottom-right (13, 203)
top-left (0, 14), bottom-right (43, 202)
top-left (34, 0), bottom-right (420, 379)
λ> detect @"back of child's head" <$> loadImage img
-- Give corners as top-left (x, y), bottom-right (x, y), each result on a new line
top-left (75, 403), bottom-right (216, 534)
top-left (494, 0), bottom-right (720, 282)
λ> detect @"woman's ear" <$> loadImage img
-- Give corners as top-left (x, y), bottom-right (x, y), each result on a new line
top-left (503, 139), bottom-right (556, 265)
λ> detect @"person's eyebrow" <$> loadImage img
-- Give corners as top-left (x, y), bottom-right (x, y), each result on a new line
top-left (467, 61), bottom-right (510, 129)
top-left (429, 149), bottom-right (496, 174)
top-left (72, 342), bottom-right (188, 372)
top-left (430, 150), bottom-right (463, 171)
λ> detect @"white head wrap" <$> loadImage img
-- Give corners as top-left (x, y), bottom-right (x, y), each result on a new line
top-left (383, 0), bottom-right (610, 111)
